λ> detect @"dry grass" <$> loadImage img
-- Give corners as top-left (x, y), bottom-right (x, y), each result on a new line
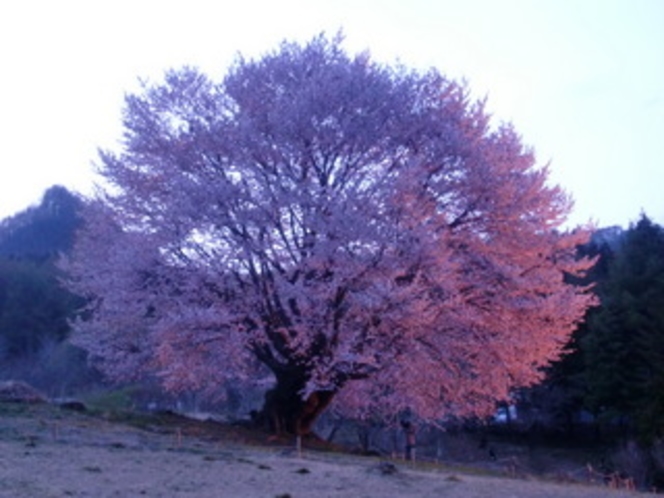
top-left (0, 402), bottom-right (641, 497)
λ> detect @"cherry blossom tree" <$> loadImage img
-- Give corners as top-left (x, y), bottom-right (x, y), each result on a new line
top-left (65, 34), bottom-right (595, 435)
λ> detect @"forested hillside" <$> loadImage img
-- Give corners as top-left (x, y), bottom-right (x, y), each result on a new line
top-left (0, 185), bottom-right (82, 259)
top-left (0, 186), bottom-right (95, 393)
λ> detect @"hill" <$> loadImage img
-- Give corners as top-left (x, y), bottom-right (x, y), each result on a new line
top-left (0, 185), bottom-right (82, 260)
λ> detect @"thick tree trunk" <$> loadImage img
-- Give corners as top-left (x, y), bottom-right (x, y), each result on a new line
top-left (256, 372), bottom-right (335, 436)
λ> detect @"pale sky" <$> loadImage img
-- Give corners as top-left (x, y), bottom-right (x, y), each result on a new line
top-left (0, 0), bottom-right (662, 228)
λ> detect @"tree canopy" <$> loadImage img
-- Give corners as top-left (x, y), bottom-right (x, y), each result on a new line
top-left (65, 35), bottom-right (595, 434)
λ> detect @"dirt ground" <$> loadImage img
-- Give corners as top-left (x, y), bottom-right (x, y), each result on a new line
top-left (0, 403), bottom-right (640, 498)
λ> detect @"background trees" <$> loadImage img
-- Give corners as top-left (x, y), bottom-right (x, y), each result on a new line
top-left (0, 258), bottom-right (71, 357)
top-left (0, 186), bottom-right (94, 395)
top-left (66, 35), bottom-right (595, 435)
top-left (583, 215), bottom-right (664, 444)
top-left (519, 216), bottom-right (664, 450)
top-left (0, 186), bottom-right (82, 358)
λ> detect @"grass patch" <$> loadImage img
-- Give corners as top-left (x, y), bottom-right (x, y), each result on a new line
top-left (0, 401), bottom-right (33, 417)
top-left (82, 386), bottom-right (139, 413)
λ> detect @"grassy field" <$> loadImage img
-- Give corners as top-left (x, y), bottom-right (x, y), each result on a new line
top-left (0, 401), bottom-right (641, 497)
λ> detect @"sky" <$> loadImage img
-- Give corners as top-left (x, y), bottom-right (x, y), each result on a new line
top-left (0, 0), bottom-right (662, 228)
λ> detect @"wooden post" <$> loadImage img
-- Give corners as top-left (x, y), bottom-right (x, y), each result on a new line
top-left (296, 435), bottom-right (302, 458)
top-left (401, 420), bottom-right (416, 462)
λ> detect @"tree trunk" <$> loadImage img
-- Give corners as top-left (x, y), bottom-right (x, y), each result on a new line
top-left (257, 372), bottom-right (336, 436)
top-left (402, 420), bottom-right (417, 461)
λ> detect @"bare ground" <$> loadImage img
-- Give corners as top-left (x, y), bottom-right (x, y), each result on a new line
top-left (0, 402), bottom-right (640, 498)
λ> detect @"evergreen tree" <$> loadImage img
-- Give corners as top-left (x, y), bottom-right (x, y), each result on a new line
top-left (0, 258), bottom-right (75, 358)
top-left (583, 215), bottom-right (664, 442)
